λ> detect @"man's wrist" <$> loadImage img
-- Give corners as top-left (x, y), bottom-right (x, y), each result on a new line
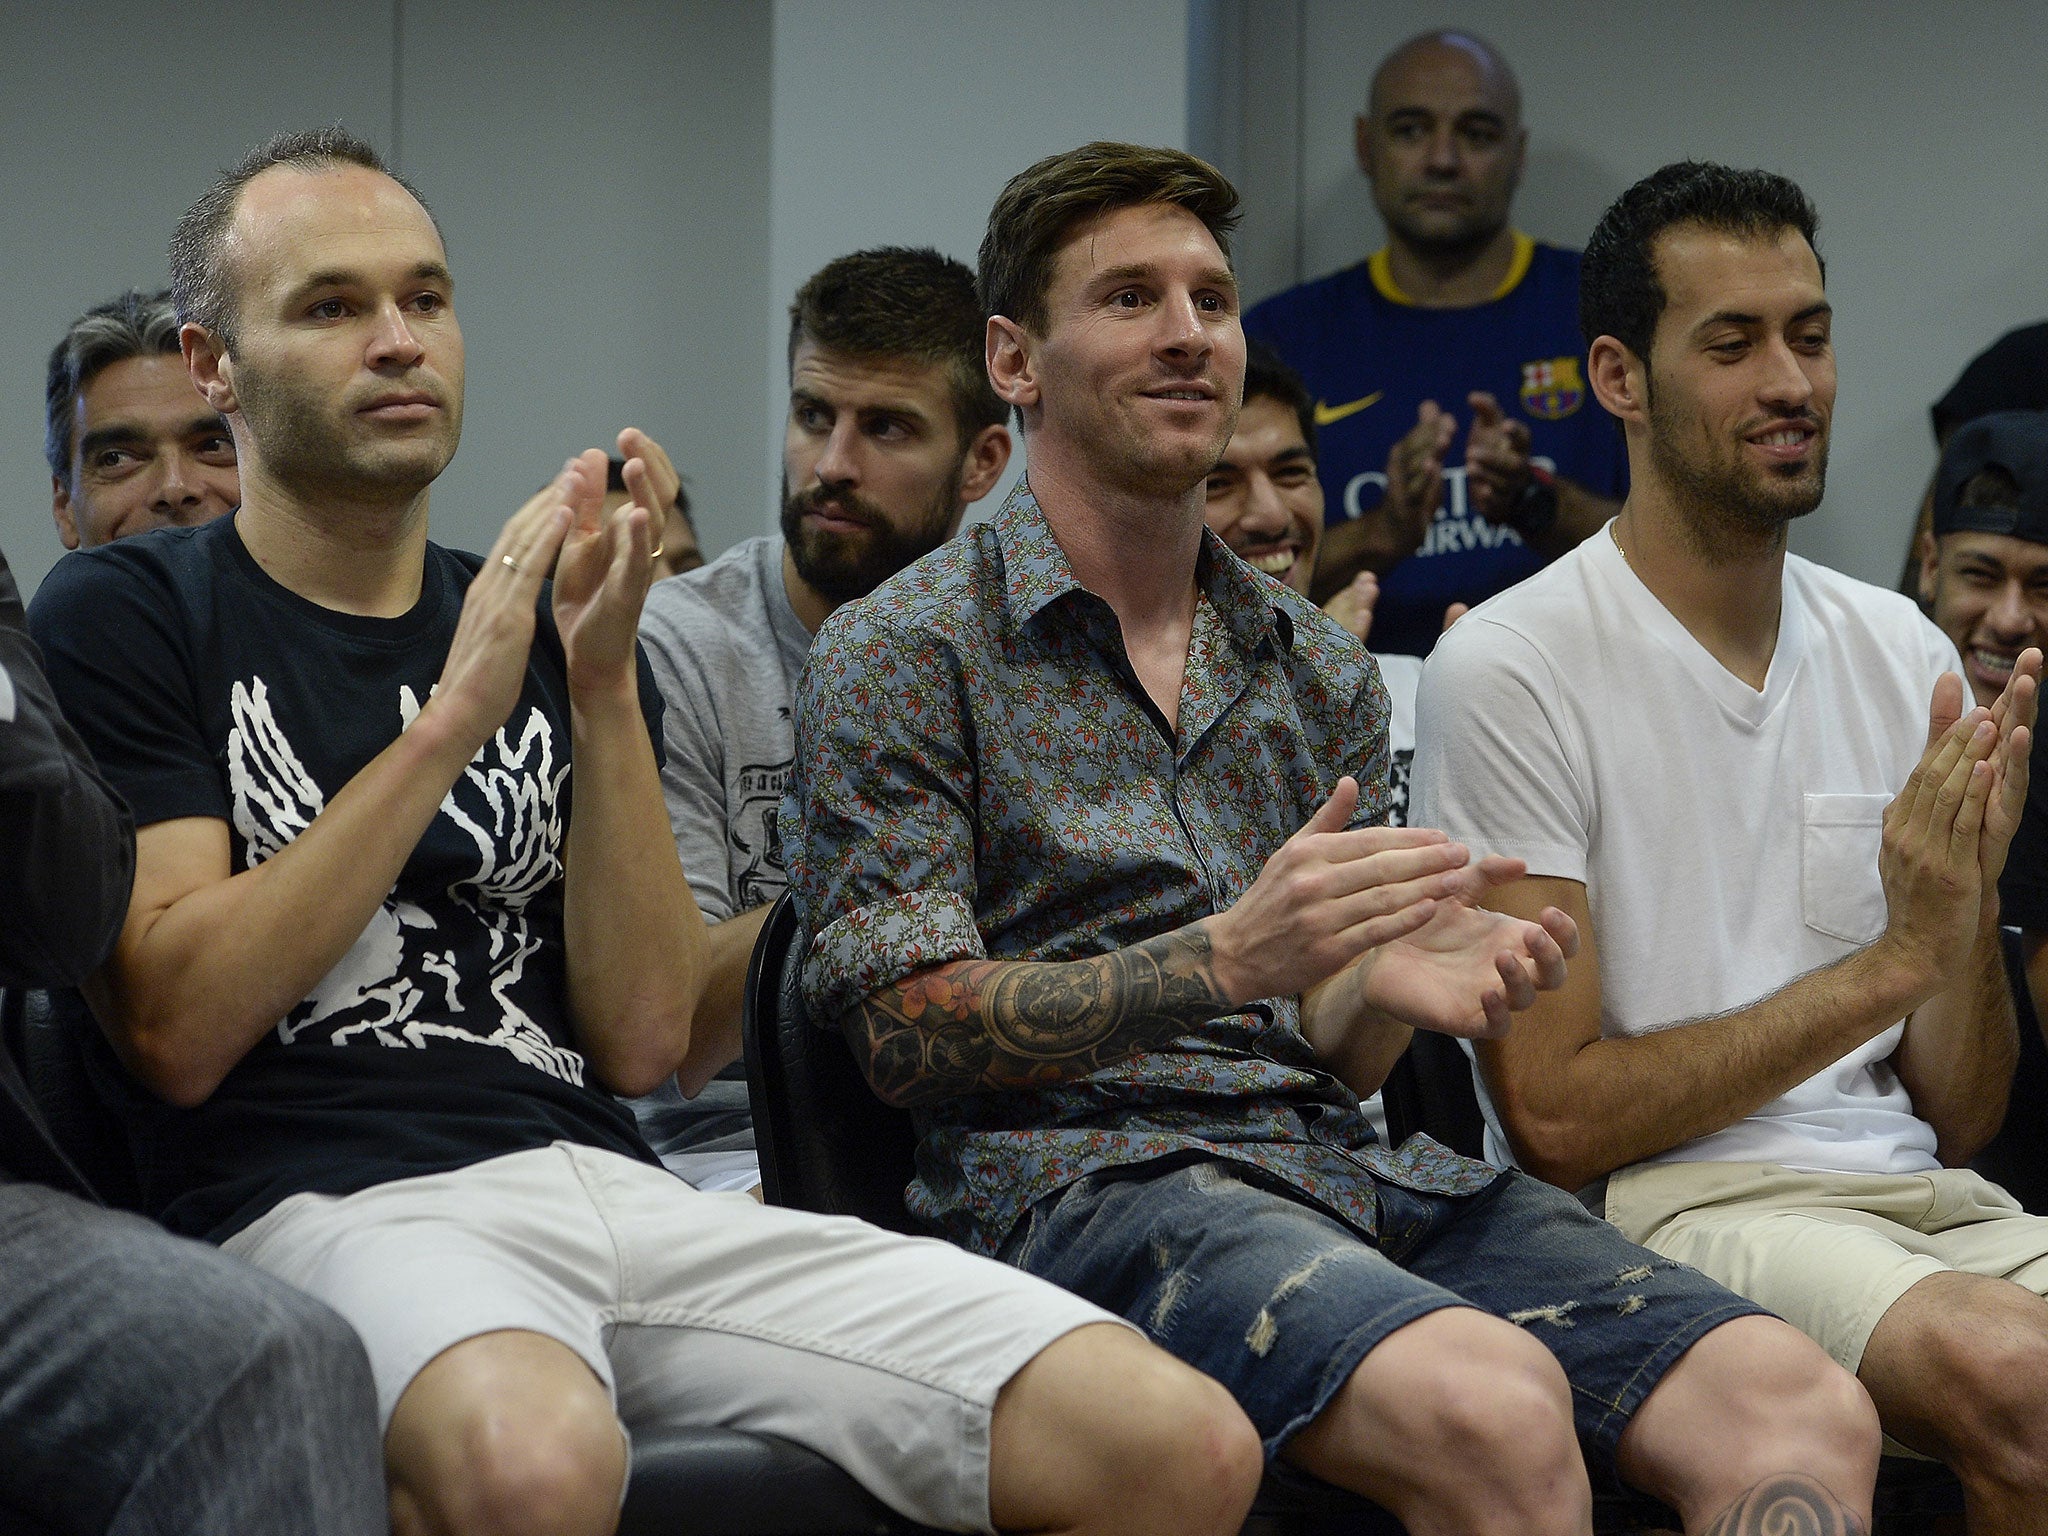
top-left (567, 669), bottom-right (643, 717)
top-left (407, 691), bottom-right (494, 771)
top-left (1199, 913), bottom-right (1253, 1008)
top-left (1861, 930), bottom-right (1953, 1017)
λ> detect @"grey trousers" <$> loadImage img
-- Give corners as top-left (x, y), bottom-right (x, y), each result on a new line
top-left (0, 1181), bottom-right (387, 1535)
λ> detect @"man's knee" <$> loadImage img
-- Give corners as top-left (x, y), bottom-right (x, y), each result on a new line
top-left (1740, 1324), bottom-right (1880, 1474)
top-left (1623, 1315), bottom-right (1878, 1519)
top-left (1893, 1283), bottom-right (2048, 1475)
top-left (990, 1323), bottom-right (1262, 1536)
top-left (1294, 1308), bottom-right (1585, 1528)
top-left (1374, 1313), bottom-right (1578, 1478)
top-left (387, 1332), bottom-right (624, 1536)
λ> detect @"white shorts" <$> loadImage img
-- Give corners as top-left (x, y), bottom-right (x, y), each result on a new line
top-left (224, 1142), bottom-right (1122, 1532)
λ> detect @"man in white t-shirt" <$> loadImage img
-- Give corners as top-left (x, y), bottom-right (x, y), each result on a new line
top-left (633, 248), bottom-right (1010, 1187)
top-left (1412, 160), bottom-right (2048, 1518)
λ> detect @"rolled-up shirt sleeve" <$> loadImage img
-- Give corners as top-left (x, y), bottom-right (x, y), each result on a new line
top-left (785, 604), bottom-right (988, 1024)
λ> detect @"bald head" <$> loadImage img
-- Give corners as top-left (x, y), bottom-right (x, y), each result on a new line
top-left (1368, 30), bottom-right (1521, 125)
top-left (1355, 29), bottom-right (1527, 264)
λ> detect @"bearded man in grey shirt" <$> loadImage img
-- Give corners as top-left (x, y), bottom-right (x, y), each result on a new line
top-left (635, 247), bottom-right (1012, 1187)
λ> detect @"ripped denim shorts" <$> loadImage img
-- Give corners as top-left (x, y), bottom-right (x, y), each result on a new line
top-left (997, 1156), bottom-right (1764, 1469)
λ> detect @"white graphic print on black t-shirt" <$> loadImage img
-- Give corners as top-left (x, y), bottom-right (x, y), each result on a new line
top-left (228, 675), bottom-right (587, 1082)
top-left (28, 519), bottom-right (659, 1241)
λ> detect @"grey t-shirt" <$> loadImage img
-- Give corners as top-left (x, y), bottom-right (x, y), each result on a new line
top-left (633, 535), bottom-right (812, 1186)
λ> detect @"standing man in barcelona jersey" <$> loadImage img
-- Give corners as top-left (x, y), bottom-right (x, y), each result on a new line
top-left (1246, 29), bottom-right (1624, 656)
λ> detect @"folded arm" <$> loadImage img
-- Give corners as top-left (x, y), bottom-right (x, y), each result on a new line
top-left (1891, 927), bottom-right (2016, 1164)
top-left (89, 711), bottom-right (500, 1107)
top-left (1890, 654), bottom-right (2036, 1160)
top-left (841, 922), bottom-right (1234, 1107)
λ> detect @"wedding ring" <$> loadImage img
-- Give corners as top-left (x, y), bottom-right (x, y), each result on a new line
top-left (501, 554), bottom-right (522, 573)
top-left (649, 543), bottom-right (665, 561)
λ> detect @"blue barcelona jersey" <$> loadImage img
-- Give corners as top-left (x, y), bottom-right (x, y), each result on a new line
top-left (1246, 234), bottom-right (1626, 657)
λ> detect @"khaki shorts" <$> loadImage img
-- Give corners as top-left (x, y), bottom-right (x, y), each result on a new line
top-left (225, 1142), bottom-right (1122, 1533)
top-left (1605, 1160), bottom-right (2048, 1378)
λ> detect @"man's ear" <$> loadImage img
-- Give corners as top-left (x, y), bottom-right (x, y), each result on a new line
top-left (1587, 335), bottom-right (1646, 427)
top-left (182, 322), bottom-right (238, 415)
top-left (1916, 524), bottom-right (1941, 608)
top-left (956, 424), bottom-right (1014, 510)
top-left (986, 316), bottom-right (1038, 416)
top-left (51, 474), bottom-right (81, 551)
top-left (1354, 113), bottom-right (1375, 181)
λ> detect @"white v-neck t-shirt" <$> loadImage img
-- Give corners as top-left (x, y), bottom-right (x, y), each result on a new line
top-left (1411, 523), bottom-right (1965, 1175)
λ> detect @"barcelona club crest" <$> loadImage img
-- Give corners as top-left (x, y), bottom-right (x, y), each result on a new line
top-left (1519, 357), bottom-right (1585, 420)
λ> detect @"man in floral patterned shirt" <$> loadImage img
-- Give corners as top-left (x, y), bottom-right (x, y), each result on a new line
top-left (788, 142), bottom-right (1883, 1534)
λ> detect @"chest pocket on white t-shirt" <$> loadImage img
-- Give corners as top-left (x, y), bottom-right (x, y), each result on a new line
top-left (1801, 793), bottom-right (1890, 943)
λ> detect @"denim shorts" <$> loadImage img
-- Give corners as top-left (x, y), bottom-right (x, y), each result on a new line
top-left (999, 1157), bottom-right (1765, 1472)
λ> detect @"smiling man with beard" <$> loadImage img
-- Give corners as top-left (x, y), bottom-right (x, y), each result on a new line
top-left (1415, 161), bottom-right (2048, 1524)
top-left (632, 246), bottom-right (1009, 1190)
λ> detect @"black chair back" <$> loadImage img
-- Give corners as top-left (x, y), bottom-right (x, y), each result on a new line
top-left (14, 990), bottom-right (142, 1210)
top-left (1379, 1029), bottom-right (1487, 1157)
top-left (1969, 925), bottom-right (2048, 1213)
top-left (741, 894), bottom-right (921, 1234)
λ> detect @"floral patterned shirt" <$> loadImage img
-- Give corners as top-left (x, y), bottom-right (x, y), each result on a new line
top-left (786, 483), bottom-right (1498, 1256)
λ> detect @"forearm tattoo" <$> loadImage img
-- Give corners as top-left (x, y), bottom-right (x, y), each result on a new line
top-left (1699, 1476), bottom-right (1868, 1536)
top-left (844, 924), bottom-right (1232, 1106)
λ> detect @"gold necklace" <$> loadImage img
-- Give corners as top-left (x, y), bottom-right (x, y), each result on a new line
top-left (1609, 518), bottom-right (1635, 574)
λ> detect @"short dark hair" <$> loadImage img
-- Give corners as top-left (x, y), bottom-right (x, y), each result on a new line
top-left (45, 288), bottom-right (187, 481)
top-left (978, 141), bottom-right (1239, 338)
top-left (1242, 340), bottom-right (1316, 461)
top-left (787, 247), bottom-right (1005, 441)
top-left (1580, 161), bottom-right (1823, 364)
top-left (603, 454), bottom-right (694, 528)
top-left (169, 126), bottom-right (435, 351)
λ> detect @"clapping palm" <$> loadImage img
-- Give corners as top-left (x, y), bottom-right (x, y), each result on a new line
top-left (1360, 863), bottom-right (1576, 1039)
top-left (553, 432), bottom-right (673, 695)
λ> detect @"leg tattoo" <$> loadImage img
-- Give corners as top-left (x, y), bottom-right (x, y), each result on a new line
top-left (1699, 1475), bottom-right (1868, 1536)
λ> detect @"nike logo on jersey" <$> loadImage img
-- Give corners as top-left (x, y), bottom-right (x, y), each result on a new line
top-left (1313, 391), bottom-right (1383, 426)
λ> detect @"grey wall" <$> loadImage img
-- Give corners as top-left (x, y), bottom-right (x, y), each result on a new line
top-left (1197, 0), bottom-right (2048, 588)
top-left (1, 0), bottom-right (771, 599)
top-left (400, 2), bottom-right (772, 573)
top-left (765, 0), bottom-right (1190, 529)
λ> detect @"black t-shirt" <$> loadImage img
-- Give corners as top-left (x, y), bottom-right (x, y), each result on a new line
top-left (29, 515), bottom-right (664, 1241)
top-left (2005, 763), bottom-right (2048, 935)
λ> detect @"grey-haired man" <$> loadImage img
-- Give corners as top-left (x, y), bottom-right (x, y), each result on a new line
top-left (46, 288), bottom-right (238, 550)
